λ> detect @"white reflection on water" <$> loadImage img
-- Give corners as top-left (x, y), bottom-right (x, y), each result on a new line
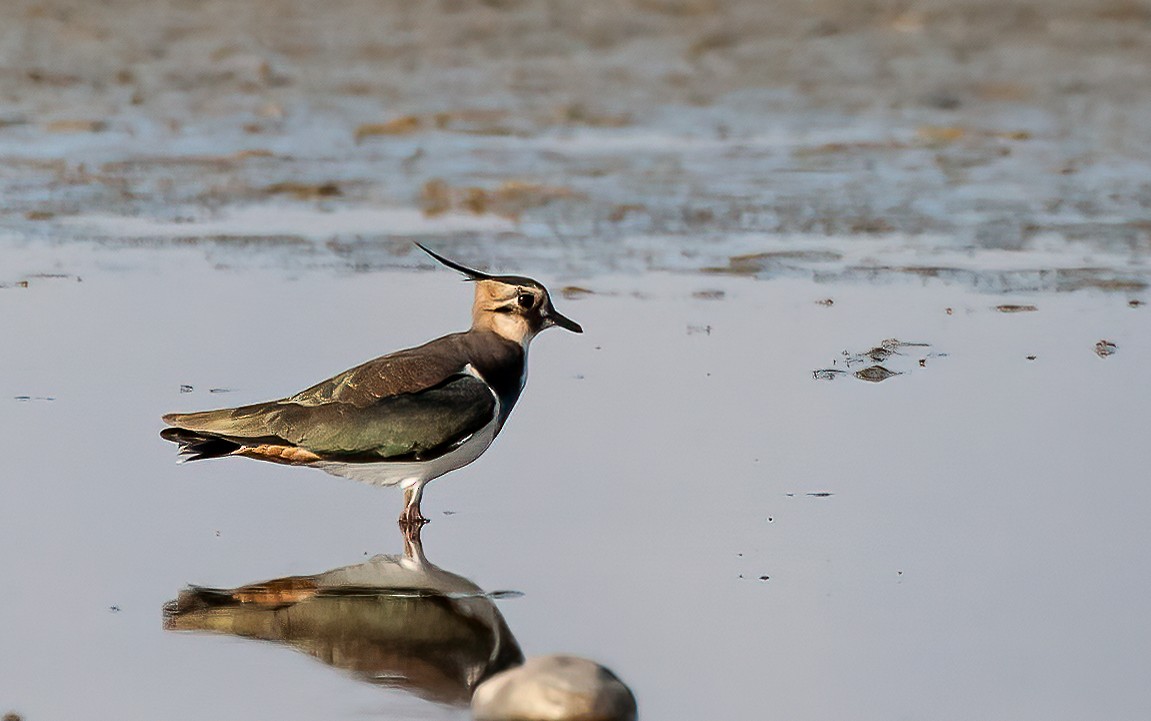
top-left (0, 251), bottom-right (1148, 720)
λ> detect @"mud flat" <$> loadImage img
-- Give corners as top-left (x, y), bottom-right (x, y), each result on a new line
top-left (2, 0), bottom-right (1150, 287)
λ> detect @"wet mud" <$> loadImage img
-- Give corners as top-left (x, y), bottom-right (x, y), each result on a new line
top-left (2, 0), bottom-right (1150, 290)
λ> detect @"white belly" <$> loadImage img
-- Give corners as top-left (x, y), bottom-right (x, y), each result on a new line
top-left (315, 413), bottom-right (500, 490)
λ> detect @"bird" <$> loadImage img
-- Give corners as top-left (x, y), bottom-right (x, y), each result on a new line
top-left (161, 243), bottom-right (582, 525)
top-left (164, 524), bottom-right (524, 706)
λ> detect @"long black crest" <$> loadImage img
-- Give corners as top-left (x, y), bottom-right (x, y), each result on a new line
top-left (415, 242), bottom-right (494, 281)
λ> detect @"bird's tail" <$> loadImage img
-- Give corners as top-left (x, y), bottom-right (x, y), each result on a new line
top-left (160, 427), bottom-right (242, 462)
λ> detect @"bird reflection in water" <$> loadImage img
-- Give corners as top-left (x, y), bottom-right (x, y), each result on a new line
top-left (163, 524), bottom-right (523, 708)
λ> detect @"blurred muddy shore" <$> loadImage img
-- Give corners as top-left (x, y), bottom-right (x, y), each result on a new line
top-left (2, 0), bottom-right (1150, 287)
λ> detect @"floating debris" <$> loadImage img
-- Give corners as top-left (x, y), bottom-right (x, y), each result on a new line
top-left (995, 304), bottom-right (1038, 313)
top-left (687, 324), bottom-right (712, 336)
top-left (817, 339), bottom-right (936, 382)
top-left (208, 388), bottom-right (235, 394)
top-left (815, 298), bottom-right (834, 306)
top-left (842, 339), bottom-right (929, 368)
top-left (806, 492), bottom-right (834, 498)
top-left (1095, 340), bottom-right (1118, 358)
top-left (1026, 355), bottom-right (1037, 361)
top-left (758, 575), bottom-right (770, 581)
top-left (812, 368), bottom-right (847, 381)
top-left (692, 289), bottom-right (725, 300)
top-left (1130, 299), bottom-right (1144, 308)
top-left (179, 384), bottom-right (194, 393)
top-left (855, 365), bottom-right (899, 382)
top-left (14, 395), bottom-right (56, 402)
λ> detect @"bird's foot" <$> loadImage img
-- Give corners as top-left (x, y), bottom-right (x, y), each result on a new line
top-left (397, 508), bottom-right (429, 528)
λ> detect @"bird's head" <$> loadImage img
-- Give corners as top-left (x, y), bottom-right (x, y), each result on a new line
top-left (417, 243), bottom-right (583, 346)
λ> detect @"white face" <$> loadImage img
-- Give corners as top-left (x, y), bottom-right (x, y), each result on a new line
top-left (473, 280), bottom-right (550, 346)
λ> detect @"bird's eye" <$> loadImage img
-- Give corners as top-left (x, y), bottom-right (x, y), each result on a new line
top-left (517, 292), bottom-right (535, 309)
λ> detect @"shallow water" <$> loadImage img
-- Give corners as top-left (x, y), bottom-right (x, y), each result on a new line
top-left (1, 246), bottom-right (1148, 720)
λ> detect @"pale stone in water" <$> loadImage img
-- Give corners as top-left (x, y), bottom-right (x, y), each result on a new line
top-left (472, 655), bottom-right (637, 721)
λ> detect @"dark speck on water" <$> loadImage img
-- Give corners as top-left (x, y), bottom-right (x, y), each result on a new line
top-left (806, 492), bottom-right (834, 498)
top-left (692, 289), bottom-right (725, 300)
top-left (179, 385), bottom-right (194, 393)
top-left (996, 304), bottom-right (1038, 313)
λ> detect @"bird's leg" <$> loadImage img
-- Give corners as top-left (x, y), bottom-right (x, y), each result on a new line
top-left (398, 483), bottom-right (429, 527)
top-left (401, 521), bottom-right (426, 562)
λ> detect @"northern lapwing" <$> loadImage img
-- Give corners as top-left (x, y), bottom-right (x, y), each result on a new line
top-left (161, 244), bottom-right (582, 525)
top-left (164, 524), bottom-right (524, 705)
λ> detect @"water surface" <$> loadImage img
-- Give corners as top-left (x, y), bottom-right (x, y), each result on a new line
top-left (1, 250), bottom-right (1148, 719)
